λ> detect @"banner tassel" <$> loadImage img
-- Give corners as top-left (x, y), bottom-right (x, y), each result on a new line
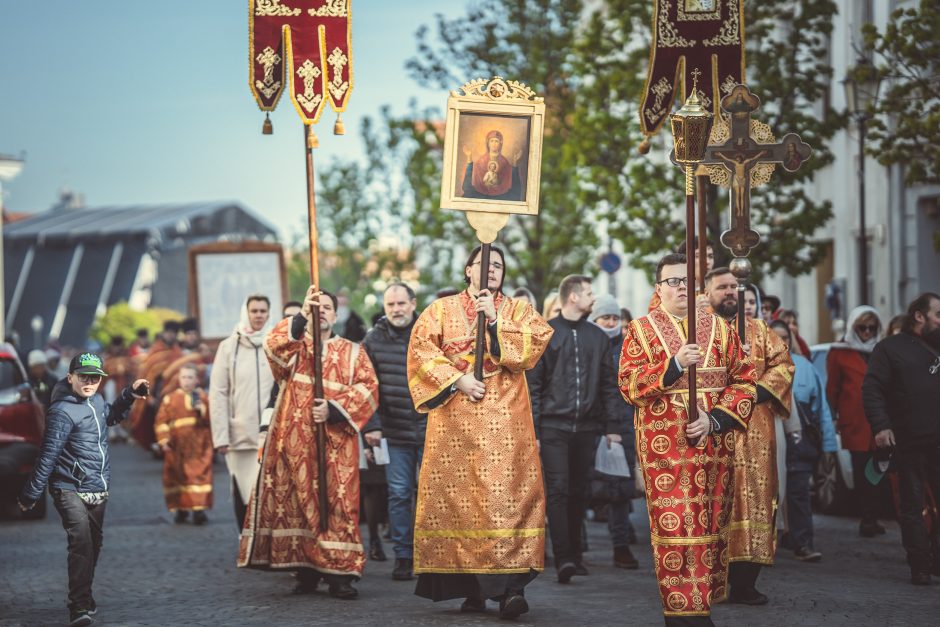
top-left (333, 113), bottom-right (345, 136)
top-left (306, 126), bottom-right (319, 149)
top-left (262, 113), bottom-right (273, 135)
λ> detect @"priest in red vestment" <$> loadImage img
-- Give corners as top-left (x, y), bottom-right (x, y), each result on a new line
top-left (620, 254), bottom-right (756, 627)
top-left (238, 287), bottom-right (379, 600)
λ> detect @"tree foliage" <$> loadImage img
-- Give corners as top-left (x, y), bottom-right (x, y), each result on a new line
top-left (862, 0), bottom-right (940, 187)
top-left (89, 303), bottom-right (183, 346)
top-left (316, 0), bottom-right (845, 295)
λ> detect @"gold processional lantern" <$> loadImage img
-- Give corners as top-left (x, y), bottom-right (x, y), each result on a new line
top-left (670, 75), bottom-right (715, 193)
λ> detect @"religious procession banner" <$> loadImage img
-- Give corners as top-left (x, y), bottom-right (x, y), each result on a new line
top-left (249, 0), bottom-right (352, 125)
top-left (639, 0), bottom-right (745, 146)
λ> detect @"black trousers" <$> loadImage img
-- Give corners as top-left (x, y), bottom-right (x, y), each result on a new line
top-left (850, 451), bottom-right (884, 522)
top-left (786, 460), bottom-right (816, 550)
top-left (51, 489), bottom-right (107, 612)
top-left (896, 443), bottom-right (940, 573)
top-left (728, 561), bottom-right (762, 591)
top-left (233, 476), bottom-right (247, 531)
top-left (540, 428), bottom-right (596, 566)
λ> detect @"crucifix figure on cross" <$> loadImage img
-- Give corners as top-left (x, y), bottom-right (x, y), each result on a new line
top-left (701, 84), bottom-right (812, 257)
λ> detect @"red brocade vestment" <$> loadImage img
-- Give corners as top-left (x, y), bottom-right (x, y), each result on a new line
top-left (620, 307), bottom-right (755, 618)
top-left (238, 319), bottom-right (379, 577)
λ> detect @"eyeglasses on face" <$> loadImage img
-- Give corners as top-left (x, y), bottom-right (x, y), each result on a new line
top-left (76, 374), bottom-right (102, 384)
top-left (855, 324), bottom-right (878, 333)
top-left (657, 277), bottom-right (688, 288)
top-left (471, 261), bottom-right (504, 271)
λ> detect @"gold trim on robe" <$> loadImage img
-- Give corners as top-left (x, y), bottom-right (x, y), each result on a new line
top-left (407, 290), bottom-right (553, 574)
top-left (153, 388), bottom-right (213, 512)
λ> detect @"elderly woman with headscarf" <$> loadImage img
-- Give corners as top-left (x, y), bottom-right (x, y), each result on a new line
top-left (208, 294), bottom-right (275, 530)
top-left (826, 305), bottom-right (887, 537)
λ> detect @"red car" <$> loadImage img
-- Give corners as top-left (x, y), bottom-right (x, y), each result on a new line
top-left (0, 343), bottom-right (46, 519)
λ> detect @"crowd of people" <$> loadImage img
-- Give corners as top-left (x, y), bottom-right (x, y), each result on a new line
top-left (15, 242), bottom-right (940, 626)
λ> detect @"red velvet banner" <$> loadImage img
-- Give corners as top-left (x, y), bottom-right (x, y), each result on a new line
top-left (639, 0), bottom-right (744, 139)
top-left (249, 0), bottom-right (352, 125)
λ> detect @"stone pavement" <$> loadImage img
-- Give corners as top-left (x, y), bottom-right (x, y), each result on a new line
top-left (1, 443), bottom-right (936, 626)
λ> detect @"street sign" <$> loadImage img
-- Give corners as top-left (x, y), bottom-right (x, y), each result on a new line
top-left (600, 252), bottom-right (621, 274)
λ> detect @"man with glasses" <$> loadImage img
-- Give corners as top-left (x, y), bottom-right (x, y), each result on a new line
top-left (863, 292), bottom-right (940, 585)
top-left (620, 253), bottom-right (756, 626)
top-left (19, 353), bottom-right (149, 626)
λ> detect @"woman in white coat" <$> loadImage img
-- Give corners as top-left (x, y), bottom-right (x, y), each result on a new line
top-left (209, 295), bottom-right (275, 530)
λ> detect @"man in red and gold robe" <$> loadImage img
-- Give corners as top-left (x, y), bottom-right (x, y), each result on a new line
top-left (238, 287), bottom-right (378, 600)
top-left (407, 245), bottom-right (553, 620)
top-left (154, 363), bottom-right (213, 524)
top-left (620, 254), bottom-right (755, 626)
top-left (705, 270), bottom-right (793, 604)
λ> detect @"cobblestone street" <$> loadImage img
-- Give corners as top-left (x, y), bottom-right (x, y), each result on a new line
top-left (1, 443), bottom-right (936, 626)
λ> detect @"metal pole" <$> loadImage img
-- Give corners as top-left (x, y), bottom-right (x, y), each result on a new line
top-left (473, 243), bottom-right (491, 381)
top-left (304, 125), bottom-right (329, 533)
top-left (858, 116), bottom-right (869, 306)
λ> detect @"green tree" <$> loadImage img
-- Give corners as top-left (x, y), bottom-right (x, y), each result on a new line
top-left (331, 0), bottom-right (844, 290)
top-left (89, 303), bottom-right (183, 346)
top-left (287, 156), bottom-right (416, 317)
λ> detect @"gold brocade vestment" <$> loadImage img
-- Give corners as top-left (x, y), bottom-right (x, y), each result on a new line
top-left (620, 307), bottom-right (755, 618)
top-left (238, 319), bottom-right (379, 577)
top-left (407, 291), bottom-right (553, 574)
top-left (727, 317), bottom-right (794, 564)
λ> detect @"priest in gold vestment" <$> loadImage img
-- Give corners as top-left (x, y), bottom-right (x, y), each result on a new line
top-left (705, 269), bottom-right (794, 605)
top-left (620, 254), bottom-right (755, 626)
top-left (238, 288), bottom-right (379, 600)
top-left (407, 245), bottom-right (552, 620)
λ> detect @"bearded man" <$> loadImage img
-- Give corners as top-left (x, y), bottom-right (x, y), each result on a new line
top-left (704, 267), bottom-right (794, 605)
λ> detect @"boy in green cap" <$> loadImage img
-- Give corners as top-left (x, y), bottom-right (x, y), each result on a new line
top-left (19, 352), bottom-right (149, 627)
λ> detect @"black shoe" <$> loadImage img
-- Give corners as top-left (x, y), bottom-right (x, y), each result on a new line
top-left (728, 587), bottom-right (769, 605)
top-left (391, 558), bottom-right (413, 580)
top-left (193, 511), bottom-right (208, 525)
top-left (499, 594), bottom-right (529, 619)
top-left (174, 510), bottom-right (189, 524)
top-left (574, 561), bottom-right (589, 576)
top-left (859, 519), bottom-right (885, 537)
top-left (369, 538), bottom-right (387, 562)
top-left (460, 597), bottom-right (486, 613)
top-left (291, 571), bottom-right (321, 594)
top-left (793, 547), bottom-right (822, 563)
top-left (614, 546), bottom-right (639, 569)
top-left (556, 561), bottom-right (576, 584)
top-left (69, 609), bottom-right (93, 626)
top-left (328, 581), bottom-right (359, 599)
top-left (911, 571), bottom-right (932, 586)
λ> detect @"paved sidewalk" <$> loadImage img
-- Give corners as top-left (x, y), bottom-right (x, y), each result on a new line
top-left (0, 443), bottom-right (936, 626)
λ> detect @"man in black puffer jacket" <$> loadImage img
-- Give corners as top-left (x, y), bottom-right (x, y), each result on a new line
top-left (19, 353), bottom-right (148, 627)
top-left (362, 283), bottom-right (427, 581)
top-left (528, 275), bottom-right (623, 583)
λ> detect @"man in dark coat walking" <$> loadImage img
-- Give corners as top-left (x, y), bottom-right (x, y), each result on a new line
top-left (362, 282), bottom-right (427, 581)
top-left (863, 292), bottom-right (940, 585)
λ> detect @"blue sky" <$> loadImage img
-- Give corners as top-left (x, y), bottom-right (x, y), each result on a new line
top-left (0, 1), bottom-right (463, 238)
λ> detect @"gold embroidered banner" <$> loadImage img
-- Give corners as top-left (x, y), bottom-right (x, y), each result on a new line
top-left (249, 0), bottom-right (352, 125)
top-left (639, 0), bottom-right (744, 143)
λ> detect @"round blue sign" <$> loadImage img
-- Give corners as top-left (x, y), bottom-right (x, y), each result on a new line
top-left (600, 252), bottom-right (621, 274)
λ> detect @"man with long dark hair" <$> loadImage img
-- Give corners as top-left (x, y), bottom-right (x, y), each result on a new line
top-left (407, 244), bottom-right (552, 619)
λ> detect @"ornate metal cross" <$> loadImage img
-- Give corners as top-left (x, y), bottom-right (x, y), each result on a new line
top-left (701, 84), bottom-right (812, 257)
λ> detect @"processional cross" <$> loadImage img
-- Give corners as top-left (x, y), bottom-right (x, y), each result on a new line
top-left (701, 84), bottom-right (812, 258)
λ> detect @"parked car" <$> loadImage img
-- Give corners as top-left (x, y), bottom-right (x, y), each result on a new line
top-left (0, 343), bottom-right (46, 519)
top-left (807, 343), bottom-right (855, 514)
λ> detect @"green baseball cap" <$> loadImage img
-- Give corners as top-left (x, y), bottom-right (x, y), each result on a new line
top-left (69, 353), bottom-right (108, 377)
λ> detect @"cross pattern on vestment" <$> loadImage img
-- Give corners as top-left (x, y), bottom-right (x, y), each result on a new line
top-left (698, 84), bottom-right (812, 257)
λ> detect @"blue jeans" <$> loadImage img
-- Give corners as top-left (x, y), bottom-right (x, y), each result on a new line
top-left (387, 442), bottom-right (423, 559)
